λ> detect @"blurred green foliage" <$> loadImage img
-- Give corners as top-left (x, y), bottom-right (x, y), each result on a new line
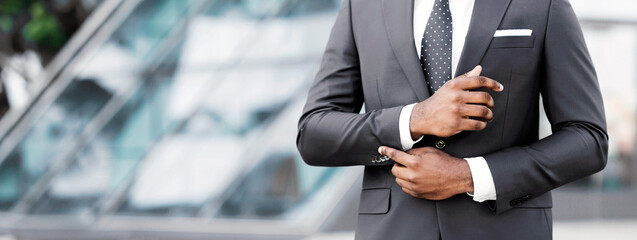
top-left (0, 0), bottom-right (28, 14)
top-left (0, 0), bottom-right (67, 49)
top-left (23, 2), bottom-right (66, 48)
top-left (0, 0), bottom-right (27, 31)
top-left (0, 15), bottom-right (12, 31)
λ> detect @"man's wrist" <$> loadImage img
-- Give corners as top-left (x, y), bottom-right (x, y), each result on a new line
top-left (456, 158), bottom-right (474, 194)
top-left (409, 103), bottom-right (427, 139)
top-left (410, 129), bottom-right (424, 140)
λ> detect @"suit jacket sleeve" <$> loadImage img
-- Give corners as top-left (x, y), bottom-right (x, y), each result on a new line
top-left (296, 0), bottom-right (404, 167)
top-left (483, 0), bottom-right (609, 214)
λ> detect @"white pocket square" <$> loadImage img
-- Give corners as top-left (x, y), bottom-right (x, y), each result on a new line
top-left (493, 29), bottom-right (533, 37)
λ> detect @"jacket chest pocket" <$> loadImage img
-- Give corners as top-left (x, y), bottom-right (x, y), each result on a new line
top-left (489, 36), bottom-right (535, 49)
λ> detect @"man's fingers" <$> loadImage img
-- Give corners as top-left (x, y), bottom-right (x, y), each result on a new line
top-left (459, 118), bottom-right (488, 131)
top-left (463, 65), bottom-right (482, 77)
top-left (391, 164), bottom-right (411, 181)
top-left (455, 76), bottom-right (503, 92)
top-left (468, 76), bottom-right (503, 91)
top-left (460, 104), bottom-right (494, 121)
top-left (379, 146), bottom-right (412, 166)
top-left (402, 187), bottom-right (420, 198)
top-left (458, 65), bottom-right (503, 91)
top-left (395, 176), bottom-right (413, 190)
top-left (462, 91), bottom-right (495, 108)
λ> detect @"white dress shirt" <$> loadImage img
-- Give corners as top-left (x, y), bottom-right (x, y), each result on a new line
top-left (398, 0), bottom-right (496, 202)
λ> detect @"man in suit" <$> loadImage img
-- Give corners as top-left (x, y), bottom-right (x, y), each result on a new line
top-left (297, 0), bottom-right (607, 239)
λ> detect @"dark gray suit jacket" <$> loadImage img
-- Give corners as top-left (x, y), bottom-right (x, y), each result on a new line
top-left (297, 0), bottom-right (608, 239)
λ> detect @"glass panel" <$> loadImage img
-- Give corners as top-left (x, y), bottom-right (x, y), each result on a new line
top-left (0, 0), bottom-right (203, 211)
top-left (28, 75), bottom-right (167, 215)
top-left (282, 0), bottom-right (340, 17)
top-left (0, 79), bottom-right (111, 211)
top-left (26, 0), bottom-right (333, 216)
top-left (216, 153), bottom-right (337, 219)
top-left (112, 0), bottom-right (340, 217)
top-left (115, 62), bottom-right (317, 217)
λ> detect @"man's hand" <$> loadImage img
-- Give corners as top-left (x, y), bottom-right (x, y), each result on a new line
top-left (410, 65), bottom-right (504, 139)
top-left (379, 146), bottom-right (474, 201)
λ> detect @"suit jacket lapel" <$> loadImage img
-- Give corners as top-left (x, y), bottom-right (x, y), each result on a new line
top-left (381, 0), bottom-right (429, 102)
top-left (454, 0), bottom-right (512, 77)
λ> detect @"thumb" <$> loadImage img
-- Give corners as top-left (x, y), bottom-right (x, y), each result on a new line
top-left (464, 65), bottom-right (482, 77)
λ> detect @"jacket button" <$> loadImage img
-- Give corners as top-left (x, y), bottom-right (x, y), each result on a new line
top-left (371, 154), bottom-right (389, 163)
top-left (435, 140), bottom-right (446, 149)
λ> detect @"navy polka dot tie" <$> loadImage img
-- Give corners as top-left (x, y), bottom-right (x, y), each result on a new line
top-left (420, 0), bottom-right (452, 94)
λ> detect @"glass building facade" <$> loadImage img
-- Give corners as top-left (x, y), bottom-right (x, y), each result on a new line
top-left (0, 0), bottom-right (360, 238)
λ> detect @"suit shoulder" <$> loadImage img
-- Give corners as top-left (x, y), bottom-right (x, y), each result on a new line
top-left (511, 0), bottom-right (551, 10)
top-left (350, 0), bottom-right (381, 10)
top-left (512, 0), bottom-right (550, 4)
top-left (509, 0), bottom-right (551, 15)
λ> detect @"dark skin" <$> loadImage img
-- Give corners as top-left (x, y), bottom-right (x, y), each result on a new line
top-left (380, 146), bottom-right (474, 200)
top-left (380, 65), bottom-right (504, 200)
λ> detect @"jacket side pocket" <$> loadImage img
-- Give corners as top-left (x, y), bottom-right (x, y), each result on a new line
top-left (358, 188), bottom-right (391, 214)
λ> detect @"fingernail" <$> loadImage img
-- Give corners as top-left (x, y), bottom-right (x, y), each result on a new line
top-left (499, 83), bottom-right (504, 91)
top-left (378, 146), bottom-right (384, 154)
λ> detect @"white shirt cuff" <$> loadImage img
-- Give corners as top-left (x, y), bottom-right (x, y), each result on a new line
top-left (465, 157), bottom-right (497, 202)
top-left (399, 103), bottom-right (423, 150)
